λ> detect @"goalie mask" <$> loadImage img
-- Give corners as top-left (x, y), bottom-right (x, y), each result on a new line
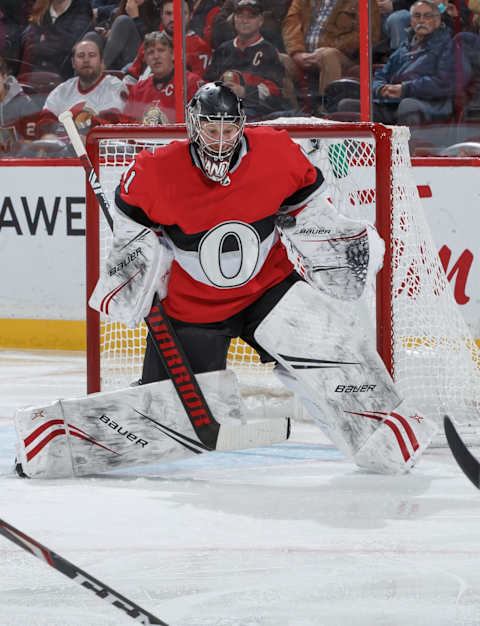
top-left (186, 82), bottom-right (246, 183)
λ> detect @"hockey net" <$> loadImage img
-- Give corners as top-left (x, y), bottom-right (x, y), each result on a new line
top-left (85, 120), bottom-right (480, 441)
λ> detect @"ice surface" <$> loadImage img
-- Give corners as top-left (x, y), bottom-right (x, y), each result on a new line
top-left (1, 349), bottom-right (480, 626)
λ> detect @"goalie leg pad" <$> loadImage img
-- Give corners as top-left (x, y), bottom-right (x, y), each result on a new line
top-left (255, 281), bottom-right (437, 473)
top-left (15, 370), bottom-right (245, 479)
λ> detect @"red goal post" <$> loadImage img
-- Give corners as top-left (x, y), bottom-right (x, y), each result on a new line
top-left (85, 121), bottom-right (480, 434)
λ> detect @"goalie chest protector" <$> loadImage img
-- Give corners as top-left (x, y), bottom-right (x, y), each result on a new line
top-left (119, 127), bottom-right (320, 323)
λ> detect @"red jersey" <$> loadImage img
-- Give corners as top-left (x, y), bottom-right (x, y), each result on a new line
top-left (123, 71), bottom-right (204, 123)
top-left (118, 127), bottom-right (323, 323)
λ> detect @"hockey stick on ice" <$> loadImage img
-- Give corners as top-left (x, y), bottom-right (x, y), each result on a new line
top-left (0, 518), bottom-right (168, 625)
top-left (444, 415), bottom-right (480, 489)
top-left (59, 110), bottom-right (290, 451)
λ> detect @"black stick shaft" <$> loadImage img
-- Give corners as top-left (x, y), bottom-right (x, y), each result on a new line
top-left (444, 415), bottom-right (480, 489)
top-left (0, 518), bottom-right (168, 625)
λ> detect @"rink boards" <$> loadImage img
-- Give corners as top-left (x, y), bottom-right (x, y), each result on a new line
top-left (0, 157), bottom-right (480, 349)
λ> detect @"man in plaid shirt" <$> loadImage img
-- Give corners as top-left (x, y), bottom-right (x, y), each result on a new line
top-left (282, 0), bottom-right (381, 112)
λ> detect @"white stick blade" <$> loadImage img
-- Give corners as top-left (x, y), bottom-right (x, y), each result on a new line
top-left (215, 418), bottom-right (291, 450)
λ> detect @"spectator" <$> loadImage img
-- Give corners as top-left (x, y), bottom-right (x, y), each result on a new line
top-left (37, 38), bottom-right (127, 138)
top-left (123, 30), bottom-right (203, 123)
top-left (211, 0), bottom-right (288, 51)
top-left (338, 0), bottom-right (456, 124)
top-left (458, 0), bottom-right (480, 65)
top-left (11, 1), bottom-right (36, 26)
top-left (19, 0), bottom-right (94, 80)
top-left (432, 0), bottom-right (472, 31)
top-left (204, 0), bottom-right (288, 119)
top-left (282, 0), bottom-right (381, 113)
top-left (453, 0), bottom-right (480, 113)
top-left (376, 0), bottom-right (413, 54)
top-left (0, 56), bottom-right (36, 154)
top-left (0, 1), bottom-right (22, 71)
top-left (92, 1), bottom-right (121, 28)
top-left (0, 0), bottom-right (36, 30)
top-left (127, 0), bottom-right (212, 83)
top-left (189, 0), bottom-right (221, 47)
top-left (102, 0), bottom-right (162, 70)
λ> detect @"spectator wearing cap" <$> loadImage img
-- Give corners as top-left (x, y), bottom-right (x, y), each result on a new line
top-left (127, 0), bottom-right (212, 83)
top-left (123, 30), bottom-right (203, 123)
top-left (282, 0), bottom-right (381, 113)
top-left (204, 0), bottom-right (288, 119)
top-left (211, 0), bottom-right (288, 50)
top-left (0, 56), bottom-right (36, 155)
top-left (338, 0), bottom-right (456, 124)
top-left (37, 38), bottom-right (127, 139)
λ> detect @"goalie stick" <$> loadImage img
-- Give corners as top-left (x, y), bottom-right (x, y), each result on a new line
top-left (0, 518), bottom-right (168, 625)
top-left (59, 110), bottom-right (290, 451)
top-left (444, 415), bottom-right (480, 489)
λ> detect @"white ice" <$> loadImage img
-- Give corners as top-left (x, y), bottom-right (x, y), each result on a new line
top-left (1, 348), bottom-right (480, 626)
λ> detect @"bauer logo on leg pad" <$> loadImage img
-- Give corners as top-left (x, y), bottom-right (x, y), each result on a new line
top-left (97, 414), bottom-right (149, 446)
top-left (335, 384), bottom-right (376, 392)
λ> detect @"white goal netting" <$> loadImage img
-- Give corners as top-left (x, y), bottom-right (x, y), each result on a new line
top-left (87, 120), bottom-right (480, 440)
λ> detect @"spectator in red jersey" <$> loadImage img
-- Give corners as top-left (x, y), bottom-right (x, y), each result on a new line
top-left (19, 0), bottom-right (94, 80)
top-left (204, 0), bottom-right (288, 119)
top-left (123, 30), bottom-right (203, 123)
top-left (37, 38), bottom-right (127, 139)
top-left (102, 0), bottom-right (162, 70)
top-left (127, 0), bottom-right (212, 83)
top-left (0, 56), bottom-right (35, 154)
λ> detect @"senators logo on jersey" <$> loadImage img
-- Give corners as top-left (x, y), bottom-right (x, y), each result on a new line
top-left (142, 103), bottom-right (170, 126)
top-left (116, 127), bottom-right (323, 323)
top-left (74, 106), bottom-right (96, 130)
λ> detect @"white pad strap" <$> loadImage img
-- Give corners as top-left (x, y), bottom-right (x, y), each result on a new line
top-left (89, 207), bottom-right (173, 328)
top-left (255, 282), bottom-right (437, 473)
top-left (15, 370), bottom-right (245, 478)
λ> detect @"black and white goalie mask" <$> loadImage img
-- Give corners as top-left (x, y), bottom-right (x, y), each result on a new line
top-left (186, 82), bottom-right (246, 183)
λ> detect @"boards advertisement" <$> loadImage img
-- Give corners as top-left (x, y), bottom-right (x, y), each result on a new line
top-left (0, 158), bottom-right (479, 347)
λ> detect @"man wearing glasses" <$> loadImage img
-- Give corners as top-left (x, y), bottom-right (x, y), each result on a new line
top-left (338, 0), bottom-right (456, 125)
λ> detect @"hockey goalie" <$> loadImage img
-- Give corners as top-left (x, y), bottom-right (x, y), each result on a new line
top-left (15, 82), bottom-right (438, 478)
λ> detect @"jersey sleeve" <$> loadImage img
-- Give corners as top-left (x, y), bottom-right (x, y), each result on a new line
top-left (117, 149), bottom-right (160, 224)
top-left (128, 42), bottom-right (146, 80)
top-left (277, 130), bottom-right (324, 212)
